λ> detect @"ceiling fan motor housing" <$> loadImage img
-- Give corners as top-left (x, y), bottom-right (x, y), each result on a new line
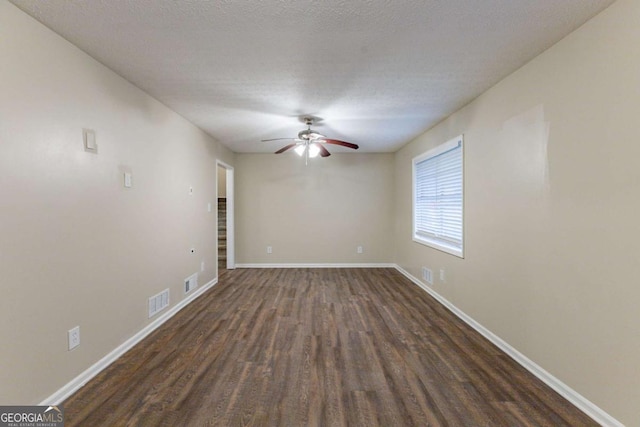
top-left (298, 129), bottom-right (323, 140)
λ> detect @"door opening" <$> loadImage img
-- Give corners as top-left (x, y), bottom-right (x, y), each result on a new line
top-left (216, 161), bottom-right (234, 274)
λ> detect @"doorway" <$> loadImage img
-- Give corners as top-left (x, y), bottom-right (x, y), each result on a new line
top-left (216, 160), bottom-right (234, 274)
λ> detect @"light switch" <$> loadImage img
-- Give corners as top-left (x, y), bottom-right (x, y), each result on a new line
top-left (124, 172), bottom-right (132, 188)
top-left (83, 129), bottom-right (97, 152)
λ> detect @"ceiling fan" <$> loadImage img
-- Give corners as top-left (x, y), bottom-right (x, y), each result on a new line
top-left (261, 117), bottom-right (359, 163)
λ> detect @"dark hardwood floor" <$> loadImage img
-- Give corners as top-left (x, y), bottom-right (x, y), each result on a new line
top-left (64, 268), bottom-right (597, 426)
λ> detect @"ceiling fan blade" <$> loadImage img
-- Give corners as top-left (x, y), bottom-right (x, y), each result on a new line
top-left (261, 137), bottom-right (296, 142)
top-left (320, 139), bottom-right (359, 150)
top-left (316, 144), bottom-right (331, 157)
top-left (275, 143), bottom-right (297, 154)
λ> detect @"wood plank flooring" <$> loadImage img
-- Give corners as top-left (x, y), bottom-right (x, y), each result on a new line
top-left (63, 268), bottom-right (598, 426)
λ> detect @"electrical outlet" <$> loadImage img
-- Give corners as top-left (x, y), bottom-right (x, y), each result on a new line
top-left (201, 261), bottom-right (205, 272)
top-left (266, 246), bottom-right (273, 254)
top-left (357, 246), bottom-right (363, 254)
top-left (189, 186), bottom-right (193, 195)
top-left (207, 202), bottom-right (212, 212)
top-left (68, 326), bottom-right (80, 351)
top-left (440, 269), bottom-right (446, 282)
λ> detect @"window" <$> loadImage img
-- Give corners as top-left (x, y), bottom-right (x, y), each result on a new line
top-left (412, 135), bottom-right (464, 257)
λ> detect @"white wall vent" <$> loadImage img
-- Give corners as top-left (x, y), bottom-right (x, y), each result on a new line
top-left (149, 289), bottom-right (170, 318)
top-left (185, 273), bottom-right (198, 294)
top-left (422, 267), bottom-right (433, 285)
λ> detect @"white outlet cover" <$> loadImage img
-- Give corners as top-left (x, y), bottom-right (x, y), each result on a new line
top-left (189, 186), bottom-right (193, 195)
top-left (267, 246), bottom-right (273, 254)
top-left (124, 172), bottom-right (132, 188)
top-left (207, 202), bottom-right (212, 212)
top-left (68, 326), bottom-right (80, 350)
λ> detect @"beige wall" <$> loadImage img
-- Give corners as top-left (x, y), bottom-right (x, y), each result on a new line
top-left (236, 153), bottom-right (394, 264)
top-left (0, 2), bottom-right (234, 404)
top-left (394, 0), bottom-right (638, 424)
top-left (2, 0), bottom-right (636, 423)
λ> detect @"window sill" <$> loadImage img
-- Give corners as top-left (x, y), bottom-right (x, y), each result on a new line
top-left (413, 235), bottom-right (463, 258)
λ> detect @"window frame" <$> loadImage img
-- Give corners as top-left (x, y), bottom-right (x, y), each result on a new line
top-left (412, 135), bottom-right (464, 258)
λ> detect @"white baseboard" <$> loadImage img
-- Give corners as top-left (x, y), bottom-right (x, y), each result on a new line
top-left (393, 264), bottom-right (623, 427)
top-left (235, 263), bottom-right (396, 268)
top-left (40, 277), bottom-right (218, 406)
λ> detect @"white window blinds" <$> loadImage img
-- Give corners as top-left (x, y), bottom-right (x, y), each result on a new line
top-left (413, 135), bottom-right (463, 257)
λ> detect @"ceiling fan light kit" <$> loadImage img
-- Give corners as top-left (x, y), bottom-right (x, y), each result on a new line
top-left (261, 116), bottom-right (359, 164)
top-left (295, 143), bottom-right (320, 158)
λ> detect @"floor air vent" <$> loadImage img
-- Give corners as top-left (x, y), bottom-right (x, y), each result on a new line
top-left (185, 273), bottom-right (198, 294)
top-left (422, 267), bottom-right (433, 285)
top-left (148, 289), bottom-right (169, 318)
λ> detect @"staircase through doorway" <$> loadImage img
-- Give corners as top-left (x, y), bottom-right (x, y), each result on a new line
top-left (218, 198), bottom-right (227, 271)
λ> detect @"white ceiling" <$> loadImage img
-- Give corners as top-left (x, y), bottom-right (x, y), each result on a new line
top-left (11, 0), bottom-right (615, 153)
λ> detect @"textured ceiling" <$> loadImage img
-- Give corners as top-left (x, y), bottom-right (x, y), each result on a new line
top-left (10, 0), bottom-right (615, 153)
